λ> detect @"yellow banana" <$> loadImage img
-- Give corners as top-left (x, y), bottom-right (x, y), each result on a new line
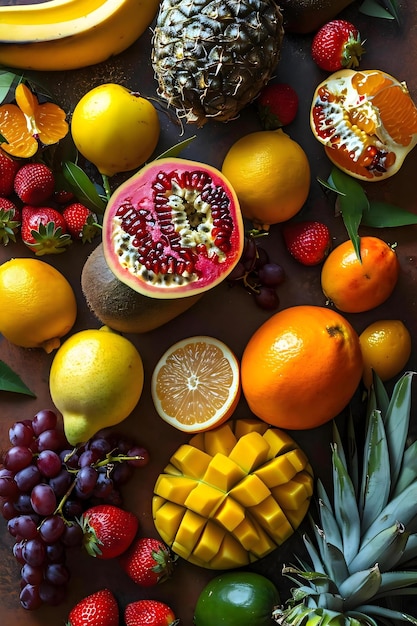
top-left (0, 0), bottom-right (160, 71)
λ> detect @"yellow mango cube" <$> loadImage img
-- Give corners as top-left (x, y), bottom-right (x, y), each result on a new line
top-left (254, 456), bottom-right (296, 487)
top-left (189, 432), bottom-right (205, 450)
top-left (203, 423), bottom-right (237, 456)
top-left (233, 418), bottom-right (268, 438)
top-left (272, 478), bottom-right (311, 510)
top-left (285, 498), bottom-right (311, 529)
top-left (229, 431), bottom-right (270, 472)
top-left (210, 533), bottom-right (249, 569)
top-left (184, 482), bottom-right (225, 517)
top-left (154, 474), bottom-right (196, 504)
top-left (249, 495), bottom-right (290, 533)
top-left (263, 428), bottom-right (297, 458)
top-left (229, 473), bottom-right (270, 507)
top-left (214, 496), bottom-right (246, 531)
top-left (247, 517), bottom-right (278, 557)
top-left (202, 453), bottom-right (246, 492)
top-left (170, 444), bottom-right (211, 479)
top-left (192, 520), bottom-right (225, 562)
top-left (153, 500), bottom-right (185, 543)
top-left (233, 516), bottom-right (267, 551)
top-left (173, 509), bottom-right (206, 556)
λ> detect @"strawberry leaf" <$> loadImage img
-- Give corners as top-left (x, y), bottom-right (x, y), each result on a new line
top-left (62, 161), bottom-right (107, 214)
top-left (0, 360), bottom-right (36, 396)
top-left (327, 168), bottom-right (368, 261)
top-left (362, 201), bottom-right (417, 227)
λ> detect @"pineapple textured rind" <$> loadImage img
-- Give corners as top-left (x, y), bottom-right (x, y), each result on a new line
top-left (275, 372), bottom-right (417, 626)
top-left (151, 0), bottom-right (284, 126)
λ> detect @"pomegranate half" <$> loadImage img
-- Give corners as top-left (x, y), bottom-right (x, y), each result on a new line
top-left (102, 158), bottom-right (245, 298)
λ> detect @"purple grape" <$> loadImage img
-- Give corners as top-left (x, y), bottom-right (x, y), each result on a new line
top-left (226, 261), bottom-right (246, 282)
top-left (4, 446), bottom-right (33, 472)
top-left (62, 499), bottom-right (84, 519)
top-left (258, 262), bottom-right (286, 287)
top-left (254, 245), bottom-right (270, 269)
top-left (36, 450), bottom-right (62, 478)
top-left (22, 538), bottom-right (46, 567)
top-left (49, 468), bottom-right (72, 497)
top-left (8, 514), bottom-right (38, 539)
top-left (44, 562), bottom-right (70, 586)
top-left (241, 237), bottom-right (257, 271)
top-left (45, 541), bottom-right (66, 563)
top-left (21, 563), bottom-right (44, 585)
top-left (32, 410), bottom-right (57, 435)
top-left (13, 540), bottom-right (26, 564)
top-left (115, 437), bottom-right (134, 455)
top-left (38, 515), bottom-right (65, 543)
top-left (254, 286), bottom-right (280, 310)
top-left (127, 446), bottom-right (150, 468)
top-left (62, 522), bottom-right (83, 547)
top-left (39, 580), bottom-right (67, 606)
top-left (35, 428), bottom-right (66, 453)
top-left (1, 499), bottom-right (18, 520)
top-left (0, 474), bottom-right (19, 499)
top-left (112, 462), bottom-right (133, 486)
top-left (78, 449), bottom-right (100, 468)
top-left (9, 421), bottom-right (34, 447)
top-left (88, 437), bottom-right (112, 457)
top-left (15, 465), bottom-right (41, 493)
top-left (20, 583), bottom-right (43, 610)
top-left (14, 493), bottom-right (35, 514)
top-left (75, 466), bottom-right (98, 497)
top-left (93, 473), bottom-right (114, 499)
top-left (31, 484), bottom-right (57, 516)
top-left (60, 449), bottom-right (79, 469)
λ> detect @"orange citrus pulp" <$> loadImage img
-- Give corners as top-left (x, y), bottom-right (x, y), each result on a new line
top-left (151, 336), bottom-right (241, 433)
top-left (310, 69), bottom-right (417, 180)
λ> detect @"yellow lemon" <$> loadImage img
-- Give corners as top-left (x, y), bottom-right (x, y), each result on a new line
top-left (359, 320), bottom-right (412, 388)
top-left (49, 326), bottom-right (144, 445)
top-left (221, 129), bottom-right (311, 229)
top-left (0, 257), bottom-right (77, 353)
top-left (71, 83), bottom-right (160, 176)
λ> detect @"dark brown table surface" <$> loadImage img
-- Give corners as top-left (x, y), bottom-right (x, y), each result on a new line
top-left (1, 1), bottom-right (417, 624)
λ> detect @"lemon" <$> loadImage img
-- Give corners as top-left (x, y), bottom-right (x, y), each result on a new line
top-left (359, 320), bottom-right (412, 388)
top-left (221, 129), bottom-right (311, 229)
top-left (49, 326), bottom-right (144, 445)
top-left (0, 257), bottom-right (77, 353)
top-left (71, 83), bottom-right (160, 177)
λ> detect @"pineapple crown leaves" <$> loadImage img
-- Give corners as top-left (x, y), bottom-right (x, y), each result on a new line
top-left (280, 372), bottom-right (417, 625)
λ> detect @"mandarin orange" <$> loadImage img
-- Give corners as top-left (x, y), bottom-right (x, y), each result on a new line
top-left (310, 69), bottom-right (417, 181)
top-left (321, 236), bottom-right (399, 313)
top-left (241, 305), bottom-right (363, 430)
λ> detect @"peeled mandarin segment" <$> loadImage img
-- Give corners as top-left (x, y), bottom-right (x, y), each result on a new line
top-left (0, 104), bottom-right (38, 158)
top-left (213, 497), bottom-right (246, 531)
top-left (373, 84), bottom-right (417, 145)
top-left (154, 474), bottom-right (196, 504)
top-left (202, 453), bottom-right (246, 492)
top-left (229, 474), bottom-right (271, 507)
top-left (35, 102), bottom-right (69, 145)
top-left (228, 431), bottom-right (270, 472)
top-left (15, 83), bottom-right (38, 117)
top-left (184, 482), bottom-right (226, 517)
top-left (170, 445), bottom-right (211, 479)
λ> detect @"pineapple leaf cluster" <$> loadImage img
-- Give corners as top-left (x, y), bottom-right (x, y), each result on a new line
top-left (275, 372), bottom-right (417, 626)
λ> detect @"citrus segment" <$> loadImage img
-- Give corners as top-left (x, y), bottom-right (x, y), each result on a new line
top-left (151, 336), bottom-right (241, 433)
top-left (310, 69), bottom-right (417, 180)
top-left (0, 257), bottom-right (77, 353)
top-left (359, 320), bottom-right (412, 388)
top-left (321, 236), bottom-right (399, 313)
top-left (241, 305), bottom-right (363, 430)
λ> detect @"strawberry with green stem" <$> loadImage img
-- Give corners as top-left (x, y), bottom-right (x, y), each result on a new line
top-left (125, 599), bottom-right (178, 626)
top-left (283, 220), bottom-right (331, 266)
top-left (312, 20), bottom-right (365, 72)
top-left (257, 83), bottom-right (299, 129)
top-left (14, 162), bottom-right (55, 205)
top-left (66, 588), bottom-right (119, 626)
top-left (120, 536), bottom-right (176, 587)
top-left (63, 202), bottom-right (100, 243)
top-left (21, 205), bottom-right (72, 255)
top-left (79, 504), bottom-right (138, 559)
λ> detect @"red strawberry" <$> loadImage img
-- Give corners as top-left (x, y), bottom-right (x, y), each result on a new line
top-left (63, 202), bottom-right (100, 243)
top-left (120, 537), bottom-right (176, 587)
top-left (53, 189), bottom-right (75, 204)
top-left (311, 20), bottom-right (365, 72)
top-left (0, 150), bottom-right (20, 197)
top-left (14, 162), bottom-right (55, 205)
top-left (21, 205), bottom-right (72, 255)
top-left (66, 588), bottom-right (119, 626)
top-left (257, 83), bottom-right (299, 129)
top-left (0, 197), bottom-right (20, 245)
top-left (283, 220), bottom-right (331, 266)
top-left (125, 599), bottom-right (178, 626)
top-left (79, 504), bottom-right (139, 559)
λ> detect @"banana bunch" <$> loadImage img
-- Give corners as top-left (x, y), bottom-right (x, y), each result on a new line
top-left (0, 0), bottom-right (161, 71)
top-left (275, 371), bottom-right (417, 626)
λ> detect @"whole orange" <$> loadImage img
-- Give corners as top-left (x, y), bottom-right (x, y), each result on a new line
top-left (241, 305), bottom-right (363, 430)
top-left (320, 236), bottom-right (399, 313)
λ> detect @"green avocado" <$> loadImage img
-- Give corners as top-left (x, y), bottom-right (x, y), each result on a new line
top-left (279, 0), bottom-right (355, 34)
top-left (193, 571), bottom-right (280, 626)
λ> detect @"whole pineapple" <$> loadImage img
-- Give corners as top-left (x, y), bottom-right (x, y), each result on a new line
top-left (151, 0), bottom-right (284, 126)
top-left (274, 372), bottom-right (417, 625)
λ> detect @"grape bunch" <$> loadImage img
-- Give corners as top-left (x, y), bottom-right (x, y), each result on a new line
top-left (227, 235), bottom-right (286, 310)
top-left (0, 409), bottom-right (149, 610)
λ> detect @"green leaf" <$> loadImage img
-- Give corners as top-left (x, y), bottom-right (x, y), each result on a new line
top-left (62, 161), bottom-right (107, 214)
top-left (362, 201), bottom-right (417, 227)
top-left (155, 135), bottom-right (197, 160)
top-left (0, 69), bottom-right (22, 103)
top-left (329, 168), bottom-right (368, 260)
top-left (0, 360), bottom-right (36, 396)
top-left (360, 0), bottom-right (400, 23)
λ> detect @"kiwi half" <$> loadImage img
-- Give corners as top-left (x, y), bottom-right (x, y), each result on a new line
top-left (81, 243), bottom-right (202, 333)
